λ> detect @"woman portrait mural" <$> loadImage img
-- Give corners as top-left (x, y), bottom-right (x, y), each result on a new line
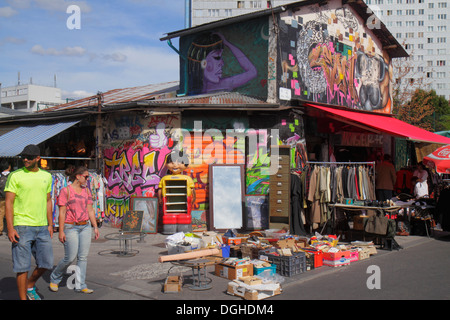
top-left (181, 19), bottom-right (269, 98)
top-left (187, 32), bottom-right (257, 95)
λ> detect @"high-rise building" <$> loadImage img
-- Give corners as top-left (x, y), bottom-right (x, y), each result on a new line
top-left (189, 0), bottom-right (295, 27)
top-left (365, 0), bottom-right (450, 100)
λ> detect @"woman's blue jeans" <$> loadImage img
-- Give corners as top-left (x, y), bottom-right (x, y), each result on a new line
top-left (50, 223), bottom-right (92, 290)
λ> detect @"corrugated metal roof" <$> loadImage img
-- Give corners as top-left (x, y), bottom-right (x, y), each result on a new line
top-left (0, 121), bottom-right (80, 157)
top-left (40, 81), bottom-right (179, 112)
top-left (149, 91), bottom-right (271, 106)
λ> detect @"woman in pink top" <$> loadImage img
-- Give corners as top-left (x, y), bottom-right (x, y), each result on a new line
top-left (49, 166), bottom-right (99, 294)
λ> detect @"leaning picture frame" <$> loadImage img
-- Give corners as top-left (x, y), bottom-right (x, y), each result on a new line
top-left (244, 195), bottom-right (269, 230)
top-left (130, 197), bottom-right (158, 234)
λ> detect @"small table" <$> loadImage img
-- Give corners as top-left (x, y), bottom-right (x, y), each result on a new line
top-left (103, 232), bottom-right (146, 257)
top-left (171, 258), bottom-right (216, 291)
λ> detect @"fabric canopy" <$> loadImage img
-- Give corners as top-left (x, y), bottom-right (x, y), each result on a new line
top-left (0, 121), bottom-right (80, 157)
top-left (306, 104), bottom-right (450, 145)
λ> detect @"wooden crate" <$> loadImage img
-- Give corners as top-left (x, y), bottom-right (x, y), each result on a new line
top-left (163, 276), bottom-right (182, 293)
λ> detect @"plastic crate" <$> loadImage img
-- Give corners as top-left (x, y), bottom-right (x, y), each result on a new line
top-left (259, 250), bottom-right (306, 277)
top-left (253, 264), bottom-right (276, 277)
top-left (303, 249), bottom-right (323, 268)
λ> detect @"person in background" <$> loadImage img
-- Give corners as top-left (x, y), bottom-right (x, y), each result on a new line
top-left (412, 176), bottom-right (429, 199)
top-left (375, 154), bottom-right (397, 202)
top-left (5, 144), bottom-right (53, 300)
top-left (0, 159), bottom-right (11, 236)
top-left (49, 166), bottom-right (99, 294)
top-left (413, 162), bottom-right (428, 191)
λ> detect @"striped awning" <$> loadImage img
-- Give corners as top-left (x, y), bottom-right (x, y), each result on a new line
top-left (0, 121), bottom-right (80, 157)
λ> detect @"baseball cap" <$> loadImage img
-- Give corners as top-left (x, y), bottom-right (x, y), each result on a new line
top-left (20, 144), bottom-right (41, 157)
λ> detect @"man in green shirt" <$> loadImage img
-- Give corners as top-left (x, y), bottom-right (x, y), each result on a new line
top-left (5, 144), bottom-right (53, 300)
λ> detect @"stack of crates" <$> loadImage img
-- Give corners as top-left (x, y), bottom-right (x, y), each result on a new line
top-left (259, 249), bottom-right (306, 277)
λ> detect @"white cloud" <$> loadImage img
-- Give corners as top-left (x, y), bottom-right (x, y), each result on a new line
top-left (61, 89), bottom-right (95, 100)
top-left (0, 6), bottom-right (18, 17)
top-left (0, 37), bottom-right (26, 46)
top-left (31, 44), bottom-right (86, 57)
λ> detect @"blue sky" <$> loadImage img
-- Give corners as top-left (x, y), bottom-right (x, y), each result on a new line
top-left (0, 0), bottom-right (186, 100)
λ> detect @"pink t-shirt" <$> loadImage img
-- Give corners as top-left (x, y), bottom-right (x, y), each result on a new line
top-left (58, 185), bottom-right (93, 223)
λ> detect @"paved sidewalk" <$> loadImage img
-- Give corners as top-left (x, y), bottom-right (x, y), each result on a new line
top-left (0, 225), bottom-right (443, 300)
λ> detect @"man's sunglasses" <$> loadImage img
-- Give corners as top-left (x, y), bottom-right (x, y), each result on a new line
top-left (21, 154), bottom-right (38, 160)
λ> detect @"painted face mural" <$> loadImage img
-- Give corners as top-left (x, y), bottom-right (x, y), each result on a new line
top-left (187, 32), bottom-right (257, 94)
top-left (279, 3), bottom-right (393, 113)
top-left (181, 18), bottom-right (269, 99)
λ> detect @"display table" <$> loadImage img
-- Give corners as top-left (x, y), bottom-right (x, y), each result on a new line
top-left (102, 232), bottom-right (146, 257)
top-left (329, 203), bottom-right (401, 216)
top-left (170, 258), bottom-right (216, 291)
top-left (328, 203), bottom-right (402, 250)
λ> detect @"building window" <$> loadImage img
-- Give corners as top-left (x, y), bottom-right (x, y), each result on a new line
top-left (208, 9), bottom-right (220, 17)
top-left (237, 1), bottom-right (245, 8)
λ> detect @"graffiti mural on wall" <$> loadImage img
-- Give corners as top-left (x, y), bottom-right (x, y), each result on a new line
top-left (278, 4), bottom-right (393, 113)
top-left (103, 115), bottom-right (180, 227)
top-left (103, 111), bottom-right (304, 229)
top-left (180, 18), bottom-right (269, 99)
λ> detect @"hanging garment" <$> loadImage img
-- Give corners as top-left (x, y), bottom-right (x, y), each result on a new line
top-left (307, 166), bottom-right (321, 224)
top-left (290, 173), bottom-right (307, 236)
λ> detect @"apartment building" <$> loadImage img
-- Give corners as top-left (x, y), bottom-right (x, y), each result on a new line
top-left (190, 0), bottom-right (295, 26)
top-left (365, 0), bottom-right (450, 100)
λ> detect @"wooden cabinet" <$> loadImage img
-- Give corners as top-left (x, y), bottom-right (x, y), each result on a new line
top-left (269, 146), bottom-right (290, 229)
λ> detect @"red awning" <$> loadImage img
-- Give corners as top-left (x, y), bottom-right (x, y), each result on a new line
top-left (305, 103), bottom-right (450, 145)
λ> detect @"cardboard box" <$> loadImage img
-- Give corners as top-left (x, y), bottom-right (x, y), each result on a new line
top-left (239, 276), bottom-right (263, 286)
top-left (227, 280), bottom-right (282, 300)
top-left (222, 236), bottom-right (244, 245)
top-left (322, 250), bottom-right (351, 267)
top-left (353, 216), bottom-right (366, 231)
top-left (215, 263), bottom-right (253, 280)
top-left (358, 248), bottom-right (370, 260)
top-left (350, 250), bottom-right (359, 262)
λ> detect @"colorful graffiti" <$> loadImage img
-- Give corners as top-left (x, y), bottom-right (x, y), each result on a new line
top-left (103, 112), bottom-right (303, 229)
top-left (278, 3), bottom-right (392, 113)
top-left (103, 115), bottom-right (180, 227)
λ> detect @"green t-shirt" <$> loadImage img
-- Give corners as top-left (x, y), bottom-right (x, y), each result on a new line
top-left (5, 167), bottom-right (52, 226)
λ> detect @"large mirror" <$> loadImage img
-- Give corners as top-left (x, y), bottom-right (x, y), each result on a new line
top-left (209, 164), bottom-right (244, 230)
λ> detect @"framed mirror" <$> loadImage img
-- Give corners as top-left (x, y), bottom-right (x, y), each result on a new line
top-left (209, 164), bottom-right (244, 230)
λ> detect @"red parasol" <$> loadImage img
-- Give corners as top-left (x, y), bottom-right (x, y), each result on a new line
top-left (423, 144), bottom-right (450, 173)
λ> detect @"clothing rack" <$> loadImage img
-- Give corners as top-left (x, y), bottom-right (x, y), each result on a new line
top-left (307, 161), bottom-right (375, 166)
top-left (306, 161), bottom-right (376, 198)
